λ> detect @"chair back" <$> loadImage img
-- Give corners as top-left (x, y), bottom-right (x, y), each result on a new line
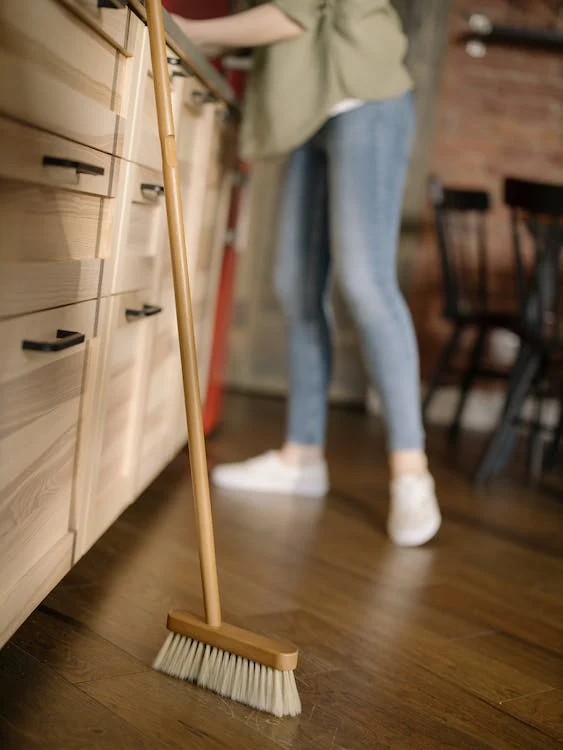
top-left (505, 177), bottom-right (563, 349)
top-left (429, 176), bottom-right (493, 319)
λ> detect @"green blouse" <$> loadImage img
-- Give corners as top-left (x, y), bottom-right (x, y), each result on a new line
top-left (240, 0), bottom-right (413, 160)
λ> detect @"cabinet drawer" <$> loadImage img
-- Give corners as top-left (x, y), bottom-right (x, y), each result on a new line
top-left (0, 119), bottom-right (115, 316)
top-left (0, 301), bottom-right (96, 633)
top-left (58, 0), bottom-right (132, 54)
top-left (106, 161), bottom-right (167, 295)
top-left (0, 0), bottom-right (122, 154)
top-left (136, 298), bottom-right (184, 493)
top-left (0, 117), bottom-right (114, 196)
top-left (125, 20), bottom-right (185, 170)
top-left (88, 291), bottom-right (162, 544)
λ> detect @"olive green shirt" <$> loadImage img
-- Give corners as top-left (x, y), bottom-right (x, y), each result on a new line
top-left (240, 0), bottom-right (413, 160)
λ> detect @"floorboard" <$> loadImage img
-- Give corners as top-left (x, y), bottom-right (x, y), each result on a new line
top-left (1, 394), bottom-right (562, 748)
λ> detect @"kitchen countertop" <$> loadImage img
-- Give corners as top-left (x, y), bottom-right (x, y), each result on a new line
top-left (129, 0), bottom-right (238, 111)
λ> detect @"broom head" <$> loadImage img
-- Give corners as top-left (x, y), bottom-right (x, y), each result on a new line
top-left (153, 610), bottom-right (301, 717)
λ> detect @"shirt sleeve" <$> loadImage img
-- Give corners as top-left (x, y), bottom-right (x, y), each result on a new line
top-left (272, 0), bottom-right (319, 30)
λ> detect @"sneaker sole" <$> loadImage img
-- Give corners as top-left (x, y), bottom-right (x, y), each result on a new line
top-left (211, 476), bottom-right (329, 499)
top-left (388, 513), bottom-right (442, 548)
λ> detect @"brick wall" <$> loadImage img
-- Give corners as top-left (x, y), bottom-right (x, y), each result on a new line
top-left (162, 0), bottom-right (230, 20)
top-left (409, 0), bottom-right (563, 377)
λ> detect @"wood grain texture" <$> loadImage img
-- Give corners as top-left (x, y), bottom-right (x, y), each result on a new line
top-left (81, 292), bottom-right (155, 552)
top-left (112, 162), bottom-right (167, 294)
top-left (56, 0), bottom-right (132, 55)
top-left (0, 643), bottom-right (155, 749)
top-left (0, 0), bottom-right (122, 153)
top-left (0, 534), bottom-right (74, 646)
top-left (3, 394), bottom-right (562, 748)
top-left (0, 304), bottom-right (97, 644)
top-left (0, 260), bottom-right (102, 318)
top-left (0, 117), bottom-right (113, 197)
top-left (0, 303), bottom-right (94, 646)
top-left (12, 605), bottom-right (148, 684)
top-left (0, 182), bottom-right (106, 263)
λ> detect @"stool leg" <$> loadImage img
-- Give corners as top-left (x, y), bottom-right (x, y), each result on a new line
top-left (544, 387), bottom-right (563, 472)
top-left (474, 346), bottom-right (541, 484)
top-left (449, 326), bottom-right (487, 439)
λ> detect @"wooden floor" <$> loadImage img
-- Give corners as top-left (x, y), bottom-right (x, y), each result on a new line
top-left (2, 394), bottom-right (562, 749)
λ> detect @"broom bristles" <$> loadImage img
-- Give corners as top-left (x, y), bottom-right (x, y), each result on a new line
top-left (153, 632), bottom-right (302, 718)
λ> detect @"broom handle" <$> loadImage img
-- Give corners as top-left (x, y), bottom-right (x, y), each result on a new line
top-left (146, 0), bottom-right (222, 628)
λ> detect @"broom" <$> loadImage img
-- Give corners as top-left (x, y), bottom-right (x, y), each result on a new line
top-left (145, 0), bottom-right (301, 718)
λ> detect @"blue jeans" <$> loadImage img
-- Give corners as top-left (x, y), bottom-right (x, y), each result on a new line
top-left (274, 92), bottom-right (424, 452)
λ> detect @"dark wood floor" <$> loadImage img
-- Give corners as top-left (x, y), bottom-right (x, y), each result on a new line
top-left (2, 394), bottom-right (563, 749)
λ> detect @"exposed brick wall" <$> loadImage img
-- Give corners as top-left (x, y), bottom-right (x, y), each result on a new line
top-left (162, 0), bottom-right (230, 20)
top-left (410, 0), bottom-right (563, 378)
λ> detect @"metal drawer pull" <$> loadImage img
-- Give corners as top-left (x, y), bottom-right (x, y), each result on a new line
top-left (125, 304), bottom-right (163, 319)
top-left (167, 56), bottom-right (192, 77)
top-left (141, 183), bottom-right (165, 200)
top-left (191, 90), bottom-right (218, 106)
top-left (22, 329), bottom-right (85, 352)
top-left (43, 156), bottom-right (105, 177)
top-left (97, 0), bottom-right (126, 8)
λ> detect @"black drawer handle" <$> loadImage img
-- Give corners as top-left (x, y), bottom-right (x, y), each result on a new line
top-left (191, 90), bottom-right (218, 106)
top-left (22, 329), bottom-right (85, 352)
top-left (43, 156), bottom-right (105, 177)
top-left (141, 183), bottom-right (165, 200)
top-left (125, 304), bottom-right (162, 319)
top-left (167, 56), bottom-right (192, 77)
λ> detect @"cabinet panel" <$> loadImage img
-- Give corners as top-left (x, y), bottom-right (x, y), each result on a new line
top-left (0, 118), bottom-right (115, 316)
top-left (0, 0), bottom-right (122, 153)
top-left (83, 291), bottom-right (160, 549)
top-left (136, 298), bottom-right (182, 494)
top-left (57, 0), bottom-right (132, 53)
top-left (104, 161), bottom-right (166, 295)
top-left (123, 20), bottom-right (185, 170)
top-left (0, 300), bottom-right (96, 645)
top-left (0, 117), bottom-right (114, 197)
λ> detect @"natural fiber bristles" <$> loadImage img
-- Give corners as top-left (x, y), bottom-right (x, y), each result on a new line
top-left (153, 632), bottom-right (302, 718)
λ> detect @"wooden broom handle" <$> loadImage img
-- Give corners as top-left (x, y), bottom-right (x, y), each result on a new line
top-left (145, 0), bottom-right (222, 628)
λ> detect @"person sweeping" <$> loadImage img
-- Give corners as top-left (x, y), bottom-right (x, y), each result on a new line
top-left (173, 0), bottom-right (441, 548)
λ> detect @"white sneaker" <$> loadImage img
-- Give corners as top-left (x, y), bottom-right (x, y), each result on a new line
top-left (387, 473), bottom-right (442, 547)
top-left (211, 451), bottom-right (329, 498)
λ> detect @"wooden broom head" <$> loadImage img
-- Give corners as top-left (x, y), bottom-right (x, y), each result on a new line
top-left (167, 610), bottom-right (299, 671)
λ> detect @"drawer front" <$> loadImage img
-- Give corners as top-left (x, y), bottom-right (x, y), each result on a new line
top-left (0, 301), bottom-right (96, 607)
top-left (107, 161), bottom-right (167, 295)
top-left (0, 0), bottom-right (122, 154)
top-left (57, 0), bottom-right (132, 53)
top-left (176, 77), bottom-right (213, 178)
top-left (136, 301), bottom-right (180, 493)
top-left (0, 118), bottom-right (115, 316)
top-left (124, 20), bottom-right (186, 170)
top-left (91, 291), bottom-right (162, 536)
top-left (0, 117), bottom-right (114, 196)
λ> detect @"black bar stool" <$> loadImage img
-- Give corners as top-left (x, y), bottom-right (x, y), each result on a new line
top-left (423, 177), bottom-right (523, 437)
top-left (475, 177), bottom-right (563, 483)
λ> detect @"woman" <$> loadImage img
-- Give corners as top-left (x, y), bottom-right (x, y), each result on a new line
top-left (173, 1), bottom-right (441, 547)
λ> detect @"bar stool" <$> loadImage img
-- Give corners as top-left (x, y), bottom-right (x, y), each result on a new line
top-left (423, 177), bottom-right (523, 437)
top-left (475, 177), bottom-right (563, 483)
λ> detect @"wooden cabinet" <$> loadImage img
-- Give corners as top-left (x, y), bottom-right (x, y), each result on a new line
top-left (79, 292), bottom-right (159, 552)
top-left (0, 117), bottom-right (113, 316)
top-left (58, 0), bottom-right (132, 52)
top-left (0, 0), bottom-right (236, 646)
top-left (0, 0), bottom-right (128, 155)
top-left (135, 299), bottom-right (185, 495)
top-left (103, 160), bottom-right (166, 295)
top-left (0, 301), bottom-right (96, 644)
